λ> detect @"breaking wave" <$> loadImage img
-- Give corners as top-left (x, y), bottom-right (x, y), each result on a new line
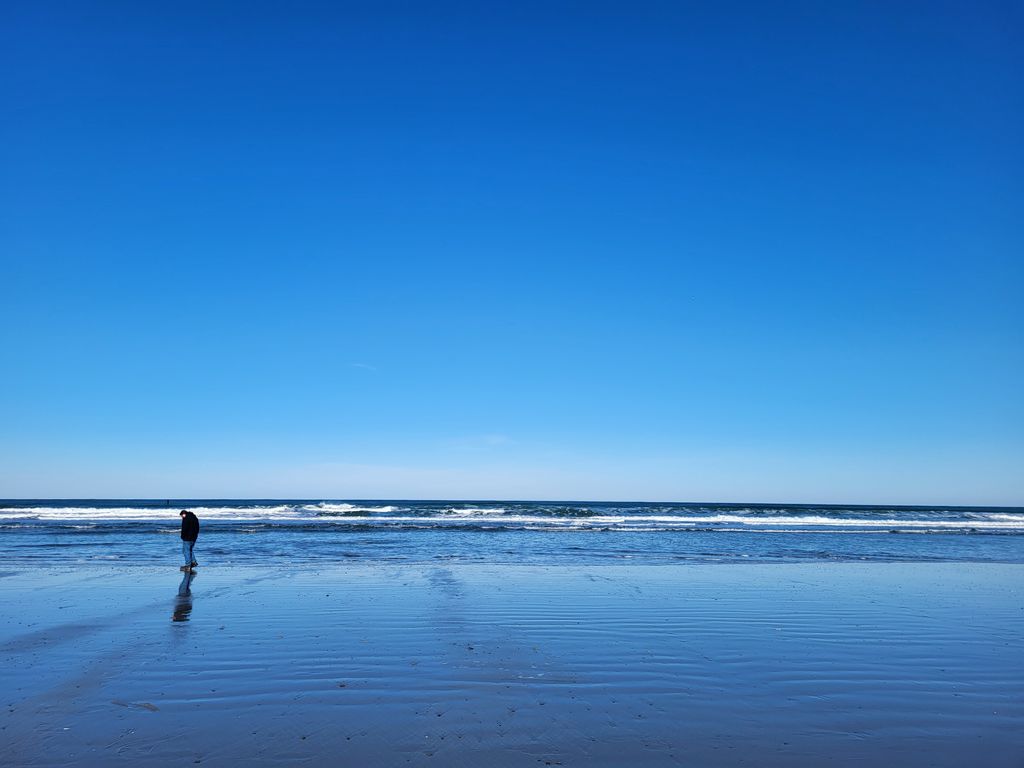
top-left (0, 501), bottom-right (1021, 533)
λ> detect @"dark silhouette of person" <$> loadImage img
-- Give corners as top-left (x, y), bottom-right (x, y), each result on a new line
top-left (173, 570), bottom-right (195, 622)
top-left (179, 509), bottom-right (200, 569)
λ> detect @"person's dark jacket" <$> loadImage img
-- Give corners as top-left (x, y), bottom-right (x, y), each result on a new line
top-left (180, 512), bottom-right (200, 542)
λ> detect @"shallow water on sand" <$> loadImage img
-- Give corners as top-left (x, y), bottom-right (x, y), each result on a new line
top-left (2, 562), bottom-right (1021, 767)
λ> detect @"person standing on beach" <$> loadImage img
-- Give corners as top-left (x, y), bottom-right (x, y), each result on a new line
top-left (179, 509), bottom-right (200, 569)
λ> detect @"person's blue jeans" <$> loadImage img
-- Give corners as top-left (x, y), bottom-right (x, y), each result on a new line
top-left (182, 540), bottom-right (196, 566)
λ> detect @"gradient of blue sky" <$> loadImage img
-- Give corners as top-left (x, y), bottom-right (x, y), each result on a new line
top-left (1, 1), bottom-right (1021, 503)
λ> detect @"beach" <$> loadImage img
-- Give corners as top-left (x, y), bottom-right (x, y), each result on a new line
top-left (6, 2), bottom-right (1019, 765)
top-left (3, 560), bottom-right (1021, 767)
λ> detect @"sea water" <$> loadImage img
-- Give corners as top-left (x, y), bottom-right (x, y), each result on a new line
top-left (2, 499), bottom-right (1022, 566)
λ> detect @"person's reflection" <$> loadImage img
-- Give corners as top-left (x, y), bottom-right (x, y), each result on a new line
top-left (173, 570), bottom-right (196, 622)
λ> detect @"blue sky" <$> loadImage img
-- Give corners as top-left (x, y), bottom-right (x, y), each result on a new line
top-left (1, 1), bottom-right (1021, 503)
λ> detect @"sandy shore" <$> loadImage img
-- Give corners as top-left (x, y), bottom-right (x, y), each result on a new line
top-left (2, 562), bottom-right (1021, 766)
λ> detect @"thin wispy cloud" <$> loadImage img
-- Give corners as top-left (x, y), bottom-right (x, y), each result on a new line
top-left (443, 434), bottom-right (516, 451)
top-left (350, 363), bottom-right (377, 372)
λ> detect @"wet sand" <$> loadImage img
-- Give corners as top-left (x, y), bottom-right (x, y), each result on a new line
top-left (2, 563), bottom-right (1022, 767)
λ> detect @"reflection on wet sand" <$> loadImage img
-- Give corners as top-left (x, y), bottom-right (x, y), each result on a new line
top-left (173, 571), bottom-right (195, 622)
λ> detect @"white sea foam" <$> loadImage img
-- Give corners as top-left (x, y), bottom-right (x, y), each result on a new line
top-left (0, 506), bottom-right (1021, 531)
top-left (0, 505), bottom-right (307, 521)
top-left (0, 503), bottom-right (397, 522)
top-left (310, 503), bottom-right (400, 514)
top-left (308, 513), bottom-right (1023, 530)
top-left (442, 507), bottom-right (507, 515)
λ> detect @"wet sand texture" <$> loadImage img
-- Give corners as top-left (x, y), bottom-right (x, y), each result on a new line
top-left (2, 563), bottom-right (1022, 767)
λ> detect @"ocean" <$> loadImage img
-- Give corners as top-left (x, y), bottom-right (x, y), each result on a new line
top-left (3, 499), bottom-right (1022, 566)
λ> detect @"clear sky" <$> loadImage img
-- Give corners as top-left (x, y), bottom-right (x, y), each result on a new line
top-left (1, 2), bottom-right (1021, 504)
